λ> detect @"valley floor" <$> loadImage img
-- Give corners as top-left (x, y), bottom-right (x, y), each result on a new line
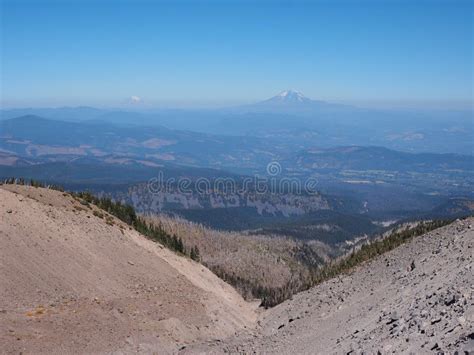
top-left (187, 218), bottom-right (474, 354)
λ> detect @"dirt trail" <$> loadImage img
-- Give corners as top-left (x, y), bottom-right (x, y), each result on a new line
top-left (189, 218), bottom-right (474, 354)
top-left (0, 185), bottom-right (256, 354)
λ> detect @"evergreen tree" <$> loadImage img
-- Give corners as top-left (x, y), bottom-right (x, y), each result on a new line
top-left (190, 246), bottom-right (200, 261)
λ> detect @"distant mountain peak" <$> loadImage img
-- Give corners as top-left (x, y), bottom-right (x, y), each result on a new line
top-left (272, 90), bottom-right (309, 103)
top-left (232, 89), bottom-right (350, 113)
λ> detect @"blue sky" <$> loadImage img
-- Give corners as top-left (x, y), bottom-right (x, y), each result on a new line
top-left (1, 0), bottom-right (472, 108)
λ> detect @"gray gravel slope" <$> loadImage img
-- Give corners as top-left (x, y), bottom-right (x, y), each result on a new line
top-left (190, 218), bottom-right (474, 354)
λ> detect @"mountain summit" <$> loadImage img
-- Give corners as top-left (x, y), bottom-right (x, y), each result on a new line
top-left (257, 89), bottom-right (317, 108)
top-left (269, 90), bottom-right (310, 103)
top-left (232, 89), bottom-right (349, 114)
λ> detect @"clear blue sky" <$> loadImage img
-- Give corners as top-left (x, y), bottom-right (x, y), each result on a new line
top-left (1, 0), bottom-right (472, 108)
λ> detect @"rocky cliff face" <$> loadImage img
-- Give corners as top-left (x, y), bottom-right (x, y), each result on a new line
top-left (126, 183), bottom-right (330, 216)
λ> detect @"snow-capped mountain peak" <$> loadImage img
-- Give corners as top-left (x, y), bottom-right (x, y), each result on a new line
top-left (234, 89), bottom-right (345, 113)
top-left (272, 90), bottom-right (309, 103)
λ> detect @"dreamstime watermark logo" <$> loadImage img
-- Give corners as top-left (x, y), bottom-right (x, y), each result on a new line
top-left (266, 161), bottom-right (282, 176)
top-left (147, 161), bottom-right (319, 196)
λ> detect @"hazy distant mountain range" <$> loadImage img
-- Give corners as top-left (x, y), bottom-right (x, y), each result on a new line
top-left (0, 91), bottom-right (472, 240)
top-left (2, 90), bottom-right (472, 154)
top-left (1, 114), bottom-right (472, 176)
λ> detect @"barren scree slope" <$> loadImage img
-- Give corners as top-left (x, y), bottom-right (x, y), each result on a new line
top-left (0, 185), bottom-right (256, 354)
top-left (1, 184), bottom-right (473, 354)
top-left (187, 218), bottom-right (474, 354)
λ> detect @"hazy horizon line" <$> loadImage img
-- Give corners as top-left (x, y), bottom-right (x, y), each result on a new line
top-left (1, 97), bottom-right (473, 112)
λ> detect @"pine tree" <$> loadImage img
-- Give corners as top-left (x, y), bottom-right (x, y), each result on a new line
top-left (190, 246), bottom-right (200, 261)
